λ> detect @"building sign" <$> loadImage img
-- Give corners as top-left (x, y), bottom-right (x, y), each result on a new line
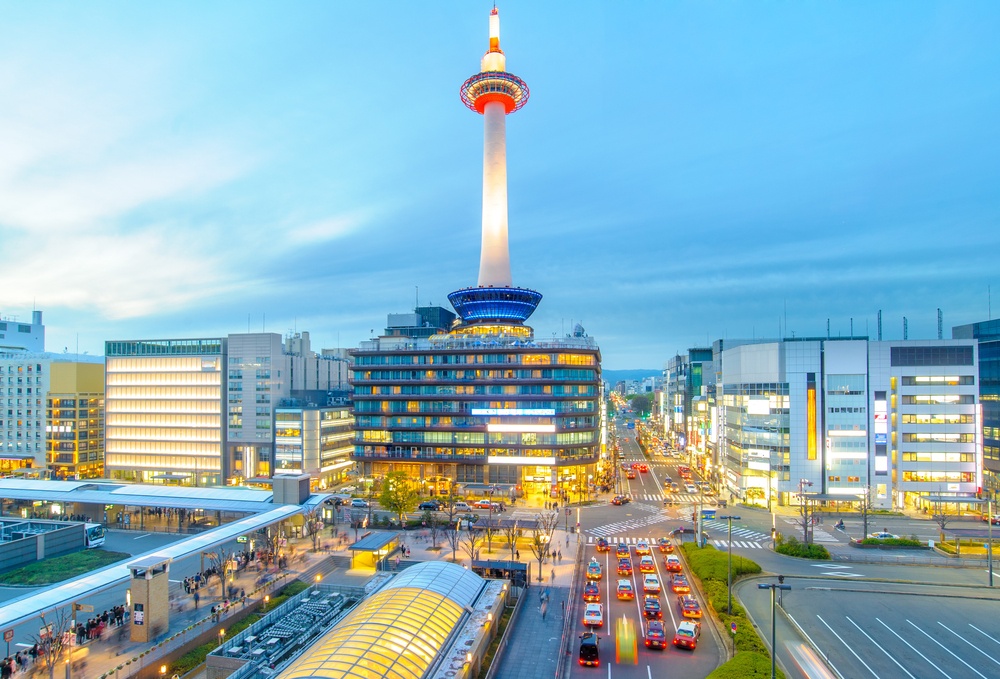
top-left (133, 603), bottom-right (144, 626)
top-left (471, 408), bottom-right (555, 416)
top-left (748, 460), bottom-right (770, 472)
top-left (874, 391), bottom-right (888, 476)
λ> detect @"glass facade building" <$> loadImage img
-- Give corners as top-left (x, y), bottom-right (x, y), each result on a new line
top-left (350, 335), bottom-right (602, 501)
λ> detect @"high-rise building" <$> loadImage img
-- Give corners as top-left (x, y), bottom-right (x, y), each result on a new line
top-left (106, 332), bottom-right (350, 486)
top-left (46, 362), bottom-right (105, 480)
top-left (104, 338), bottom-right (228, 486)
top-left (351, 9), bottom-right (602, 503)
top-left (718, 337), bottom-right (979, 510)
top-left (274, 404), bottom-right (354, 490)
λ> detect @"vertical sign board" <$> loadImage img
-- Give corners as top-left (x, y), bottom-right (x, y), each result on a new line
top-left (874, 392), bottom-right (888, 475)
top-left (133, 603), bottom-right (144, 626)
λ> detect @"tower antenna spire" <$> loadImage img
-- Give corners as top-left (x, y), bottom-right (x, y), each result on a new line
top-left (449, 7), bottom-right (541, 327)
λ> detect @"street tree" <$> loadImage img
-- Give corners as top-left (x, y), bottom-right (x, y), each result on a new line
top-left (502, 519), bottom-right (522, 562)
top-left (32, 609), bottom-right (72, 679)
top-left (479, 516), bottom-right (500, 554)
top-left (859, 485), bottom-right (875, 538)
top-left (444, 519), bottom-right (462, 562)
top-left (526, 511), bottom-right (559, 581)
top-left (933, 500), bottom-right (952, 538)
top-left (462, 526), bottom-right (484, 563)
top-left (379, 471), bottom-right (419, 526)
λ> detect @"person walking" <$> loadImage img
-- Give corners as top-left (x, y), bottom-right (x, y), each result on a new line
top-left (550, 568), bottom-right (555, 583)
top-left (540, 600), bottom-right (548, 620)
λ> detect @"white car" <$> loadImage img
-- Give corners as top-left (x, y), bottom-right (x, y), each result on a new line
top-left (867, 531), bottom-right (899, 540)
top-left (583, 603), bottom-right (604, 627)
top-left (643, 574), bottom-right (661, 593)
top-left (340, 485), bottom-right (357, 493)
top-left (684, 484), bottom-right (699, 494)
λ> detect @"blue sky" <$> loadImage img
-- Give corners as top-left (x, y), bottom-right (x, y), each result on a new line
top-left (2, 1), bottom-right (998, 369)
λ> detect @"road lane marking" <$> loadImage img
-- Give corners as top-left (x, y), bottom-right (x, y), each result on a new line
top-left (935, 621), bottom-right (1000, 668)
top-left (845, 616), bottom-right (916, 679)
top-left (969, 623), bottom-right (1000, 647)
top-left (816, 615), bottom-right (879, 678)
top-left (906, 620), bottom-right (987, 679)
top-left (875, 617), bottom-right (951, 679)
top-left (133, 533), bottom-right (152, 540)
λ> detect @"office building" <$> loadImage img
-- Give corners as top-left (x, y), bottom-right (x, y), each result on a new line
top-left (46, 362), bottom-right (106, 480)
top-left (718, 337), bottom-right (979, 510)
top-left (0, 311), bottom-right (45, 353)
top-left (274, 404), bottom-right (354, 490)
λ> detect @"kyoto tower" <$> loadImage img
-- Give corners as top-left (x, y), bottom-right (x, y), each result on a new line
top-left (448, 7), bottom-right (542, 330)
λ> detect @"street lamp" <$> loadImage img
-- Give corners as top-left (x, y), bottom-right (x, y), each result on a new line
top-left (720, 514), bottom-right (742, 614)
top-left (758, 577), bottom-right (792, 679)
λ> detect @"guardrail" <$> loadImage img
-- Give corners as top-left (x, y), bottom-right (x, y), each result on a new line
top-left (482, 585), bottom-right (527, 679)
top-left (554, 539), bottom-right (585, 679)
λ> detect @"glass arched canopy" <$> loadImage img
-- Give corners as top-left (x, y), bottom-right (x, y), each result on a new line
top-left (278, 561), bottom-right (485, 679)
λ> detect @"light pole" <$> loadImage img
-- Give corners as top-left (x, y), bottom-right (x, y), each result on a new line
top-left (720, 514), bottom-right (741, 614)
top-left (758, 577), bottom-right (791, 679)
top-left (989, 494), bottom-right (994, 588)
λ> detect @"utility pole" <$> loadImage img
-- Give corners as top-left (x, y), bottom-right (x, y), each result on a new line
top-left (758, 577), bottom-right (792, 679)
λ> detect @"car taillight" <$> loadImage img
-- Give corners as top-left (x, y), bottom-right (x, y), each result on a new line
top-left (579, 660), bottom-right (584, 666)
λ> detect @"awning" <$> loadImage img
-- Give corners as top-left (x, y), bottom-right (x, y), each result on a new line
top-left (459, 483), bottom-right (516, 492)
top-left (350, 531), bottom-right (401, 552)
top-left (152, 473), bottom-right (190, 480)
top-left (922, 495), bottom-right (984, 504)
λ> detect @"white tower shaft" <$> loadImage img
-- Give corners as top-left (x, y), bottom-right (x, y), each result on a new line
top-left (479, 100), bottom-right (512, 287)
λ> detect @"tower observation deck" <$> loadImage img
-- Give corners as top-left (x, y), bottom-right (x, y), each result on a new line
top-left (448, 7), bottom-right (541, 327)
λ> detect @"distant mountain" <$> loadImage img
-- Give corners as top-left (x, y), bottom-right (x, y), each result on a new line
top-left (602, 369), bottom-right (660, 384)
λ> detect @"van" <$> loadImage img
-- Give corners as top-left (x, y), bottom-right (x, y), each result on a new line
top-left (578, 631), bottom-right (600, 666)
top-left (452, 501), bottom-right (472, 512)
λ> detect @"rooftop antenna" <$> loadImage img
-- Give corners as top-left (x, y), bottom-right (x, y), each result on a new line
top-left (878, 310), bottom-right (882, 341)
top-left (850, 317), bottom-right (854, 337)
top-left (937, 308), bottom-right (943, 340)
top-left (827, 318), bottom-right (830, 339)
top-left (903, 316), bottom-right (909, 340)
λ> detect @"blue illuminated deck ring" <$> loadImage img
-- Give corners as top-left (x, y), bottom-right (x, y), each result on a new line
top-left (448, 286), bottom-right (542, 324)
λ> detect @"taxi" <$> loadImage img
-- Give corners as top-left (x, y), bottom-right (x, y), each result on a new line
top-left (644, 620), bottom-right (667, 649)
top-left (635, 540), bottom-right (651, 556)
top-left (642, 595), bottom-right (662, 619)
top-left (615, 543), bottom-right (631, 559)
top-left (673, 621), bottom-right (701, 650)
top-left (596, 537), bottom-right (610, 553)
top-left (625, 470), bottom-right (637, 479)
top-left (670, 574), bottom-right (691, 594)
top-left (679, 594), bottom-right (702, 619)
top-left (638, 556), bottom-right (656, 573)
top-left (664, 554), bottom-right (683, 572)
top-left (616, 579), bottom-right (635, 600)
top-left (617, 558), bottom-right (633, 576)
top-left (657, 537), bottom-right (674, 554)
top-left (582, 581), bottom-right (601, 603)
top-left (586, 559), bottom-right (603, 581)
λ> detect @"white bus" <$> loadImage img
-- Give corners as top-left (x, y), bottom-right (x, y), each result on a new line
top-left (84, 523), bottom-right (106, 548)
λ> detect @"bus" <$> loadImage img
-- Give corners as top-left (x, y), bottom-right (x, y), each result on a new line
top-left (84, 523), bottom-right (106, 549)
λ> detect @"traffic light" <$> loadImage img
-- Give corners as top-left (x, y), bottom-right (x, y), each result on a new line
top-left (778, 574), bottom-right (785, 584)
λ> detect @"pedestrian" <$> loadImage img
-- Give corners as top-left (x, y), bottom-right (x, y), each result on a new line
top-left (550, 568), bottom-right (555, 583)
top-left (540, 600), bottom-right (548, 620)
top-left (557, 549), bottom-right (562, 562)
top-left (515, 549), bottom-right (520, 560)
top-left (193, 591), bottom-right (200, 609)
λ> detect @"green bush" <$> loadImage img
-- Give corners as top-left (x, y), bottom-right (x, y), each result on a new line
top-left (681, 542), bottom-right (762, 581)
top-left (775, 536), bottom-right (830, 560)
top-left (0, 549), bottom-right (132, 585)
top-left (859, 537), bottom-right (923, 547)
top-left (707, 651), bottom-right (785, 679)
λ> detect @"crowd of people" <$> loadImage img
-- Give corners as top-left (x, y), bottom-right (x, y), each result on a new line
top-left (73, 605), bottom-right (128, 645)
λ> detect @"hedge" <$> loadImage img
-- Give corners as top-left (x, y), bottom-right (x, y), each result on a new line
top-left (683, 543), bottom-right (762, 582)
top-left (858, 537), bottom-right (923, 547)
top-left (774, 536), bottom-right (830, 560)
top-left (707, 651), bottom-right (785, 679)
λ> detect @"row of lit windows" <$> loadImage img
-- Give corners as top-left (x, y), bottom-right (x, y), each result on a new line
top-left (107, 387), bottom-right (222, 401)
top-left (901, 433), bottom-right (975, 443)
top-left (353, 399), bottom-right (596, 414)
top-left (105, 453), bottom-right (221, 468)
top-left (355, 384), bottom-right (596, 396)
top-left (106, 427), bottom-right (221, 441)
top-left (901, 414), bottom-right (975, 425)
top-left (106, 441), bottom-right (222, 453)
top-left (354, 368), bottom-right (597, 382)
top-left (2, 364), bottom-right (43, 373)
top-left (355, 445), bottom-right (598, 461)
top-left (901, 471), bottom-right (975, 483)
top-left (829, 407), bottom-right (866, 413)
top-left (901, 375), bottom-right (975, 386)
top-left (106, 401), bottom-right (222, 415)
top-left (355, 415), bottom-right (595, 429)
top-left (900, 395), bottom-right (975, 405)
top-left (828, 476), bottom-right (863, 483)
top-left (108, 374), bottom-right (220, 388)
top-left (901, 452), bottom-right (976, 463)
top-left (352, 352), bottom-right (597, 367)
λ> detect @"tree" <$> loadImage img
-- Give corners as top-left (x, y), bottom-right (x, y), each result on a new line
top-left (859, 485), bottom-right (874, 538)
top-left (480, 516), bottom-right (500, 554)
top-left (628, 394), bottom-right (652, 416)
top-left (33, 609), bottom-right (72, 679)
top-left (207, 547), bottom-right (237, 596)
top-left (444, 519), bottom-right (462, 562)
top-left (933, 500), bottom-right (952, 538)
top-left (462, 526), bottom-right (484, 563)
top-left (502, 519), bottom-right (522, 562)
top-left (364, 477), bottom-right (381, 527)
top-left (379, 471), bottom-right (419, 526)
top-left (422, 510), bottom-right (443, 550)
top-left (526, 511), bottom-right (559, 581)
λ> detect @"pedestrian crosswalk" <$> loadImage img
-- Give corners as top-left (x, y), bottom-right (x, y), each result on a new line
top-left (586, 514), bottom-right (671, 538)
top-left (623, 493), bottom-right (711, 504)
top-left (701, 520), bottom-right (770, 542)
top-left (586, 535), bottom-right (665, 545)
top-left (711, 539), bottom-right (764, 549)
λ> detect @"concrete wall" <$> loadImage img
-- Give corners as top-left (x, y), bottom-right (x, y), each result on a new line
top-left (0, 521), bottom-right (85, 574)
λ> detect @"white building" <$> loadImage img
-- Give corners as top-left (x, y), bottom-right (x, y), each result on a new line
top-left (0, 311), bottom-right (45, 353)
top-left (719, 338), bottom-right (979, 510)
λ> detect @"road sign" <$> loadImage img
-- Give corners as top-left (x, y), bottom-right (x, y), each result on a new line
top-left (730, 622), bottom-right (737, 634)
top-left (73, 603), bottom-right (94, 613)
top-left (3, 629), bottom-right (12, 642)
